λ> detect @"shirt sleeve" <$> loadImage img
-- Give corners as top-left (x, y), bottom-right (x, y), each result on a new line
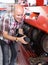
top-left (3, 15), bottom-right (10, 32)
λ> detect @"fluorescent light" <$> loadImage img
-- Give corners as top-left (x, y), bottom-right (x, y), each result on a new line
top-left (0, 0), bottom-right (15, 3)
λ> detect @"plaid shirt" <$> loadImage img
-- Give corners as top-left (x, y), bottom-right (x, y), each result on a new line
top-left (0, 12), bottom-right (23, 43)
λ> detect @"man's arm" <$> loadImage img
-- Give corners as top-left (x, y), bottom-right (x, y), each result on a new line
top-left (3, 31), bottom-right (16, 41)
top-left (3, 31), bottom-right (28, 44)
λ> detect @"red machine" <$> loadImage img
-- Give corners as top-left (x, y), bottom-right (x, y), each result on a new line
top-left (24, 6), bottom-right (48, 56)
top-left (36, 0), bottom-right (44, 6)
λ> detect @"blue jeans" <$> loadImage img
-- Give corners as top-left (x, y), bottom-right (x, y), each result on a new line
top-left (1, 40), bottom-right (17, 65)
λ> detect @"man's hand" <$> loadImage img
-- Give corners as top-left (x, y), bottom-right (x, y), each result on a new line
top-left (16, 35), bottom-right (29, 44)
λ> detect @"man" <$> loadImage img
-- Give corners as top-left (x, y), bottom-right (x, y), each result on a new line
top-left (1, 4), bottom-right (28, 65)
